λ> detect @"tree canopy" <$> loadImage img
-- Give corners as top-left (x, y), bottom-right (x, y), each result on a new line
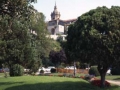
top-left (0, 0), bottom-right (57, 76)
top-left (66, 6), bottom-right (120, 87)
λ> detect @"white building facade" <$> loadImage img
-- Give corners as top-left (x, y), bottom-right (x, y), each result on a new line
top-left (47, 3), bottom-right (76, 40)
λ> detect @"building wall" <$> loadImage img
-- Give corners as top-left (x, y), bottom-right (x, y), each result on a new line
top-left (47, 24), bottom-right (64, 35)
top-left (50, 35), bottom-right (66, 40)
top-left (57, 25), bottom-right (64, 34)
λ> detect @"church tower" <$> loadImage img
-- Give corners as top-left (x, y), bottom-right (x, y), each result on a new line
top-left (51, 2), bottom-right (60, 20)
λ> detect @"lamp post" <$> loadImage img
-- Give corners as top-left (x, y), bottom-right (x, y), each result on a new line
top-left (73, 60), bottom-right (76, 76)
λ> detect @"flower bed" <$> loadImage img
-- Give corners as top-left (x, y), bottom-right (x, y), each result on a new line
top-left (91, 80), bottom-right (111, 87)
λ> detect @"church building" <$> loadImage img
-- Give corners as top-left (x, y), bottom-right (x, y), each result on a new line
top-left (47, 3), bottom-right (77, 40)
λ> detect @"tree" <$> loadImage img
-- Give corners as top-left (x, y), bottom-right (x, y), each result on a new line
top-left (0, 0), bottom-right (37, 16)
top-left (0, 0), bottom-right (40, 76)
top-left (66, 6), bottom-right (120, 88)
top-left (49, 49), bottom-right (67, 67)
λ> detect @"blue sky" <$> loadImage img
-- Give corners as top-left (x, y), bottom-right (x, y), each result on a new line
top-left (32, 0), bottom-right (120, 21)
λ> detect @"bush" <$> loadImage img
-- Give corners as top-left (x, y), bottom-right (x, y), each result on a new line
top-left (50, 68), bottom-right (56, 73)
top-left (40, 70), bottom-right (44, 74)
top-left (9, 64), bottom-right (24, 76)
top-left (31, 64), bottom-right (39, 73)
top-left (89, 66), bottom-right (100, 76)
top-left (111, 67), bottom-right (120, 75)
top-left (84, 74), bottom-right (95, 81)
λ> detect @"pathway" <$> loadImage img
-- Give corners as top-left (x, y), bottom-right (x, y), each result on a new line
top-left (107, 80), bottom-right (120, 86)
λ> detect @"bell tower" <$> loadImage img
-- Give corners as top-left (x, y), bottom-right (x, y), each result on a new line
top-left (51, 2), bottom-right (60, 20)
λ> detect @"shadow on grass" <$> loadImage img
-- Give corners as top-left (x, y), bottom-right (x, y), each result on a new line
top-left (3, 81), bottom-right (120, 90)
top-left (0, 82), bottom-right (24, 85)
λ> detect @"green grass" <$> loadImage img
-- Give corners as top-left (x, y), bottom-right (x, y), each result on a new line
top-left (97, 75), bottom-right (120, 81)
top-left (106, 75), bottom-right (120, 80)
top-left (0, 73), bottom-right (4, 76)
top-left (0, 75), bottom-right (120, 90)
top-left (51, 73), bottom-right (120, 81)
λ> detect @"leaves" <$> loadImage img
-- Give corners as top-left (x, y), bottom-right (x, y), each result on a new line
top-left (49, 49), bottom-right (67, 66)
top-left (66, 6), bottom-right (120, 66)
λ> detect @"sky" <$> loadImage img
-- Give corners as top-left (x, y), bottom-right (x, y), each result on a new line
top-left (32, 0), bottom-right (120, 21)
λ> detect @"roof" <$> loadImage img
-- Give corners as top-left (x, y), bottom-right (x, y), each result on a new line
top-left (61, 18), bottom-right (77, 22)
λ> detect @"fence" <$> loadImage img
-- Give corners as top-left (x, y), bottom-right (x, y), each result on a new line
top-left (57, 68), bottom-right (89, 74)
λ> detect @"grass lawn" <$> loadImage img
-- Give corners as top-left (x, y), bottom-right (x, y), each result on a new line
top-left (0, 75), bottom-right (120, 90)
top-left (103, 75), bottom-right (120, 81)
top-left (51, 73), bottom-right (120, 81)
top-left (96, 75), bottom-right (120, 81)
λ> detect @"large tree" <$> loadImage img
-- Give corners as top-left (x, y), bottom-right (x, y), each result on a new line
top-left (0, 0), bottom-right (42, 76)
top-left (0, 0), bottom-right (61, 75)
top-left (66, 6), bottom-right (120, 87)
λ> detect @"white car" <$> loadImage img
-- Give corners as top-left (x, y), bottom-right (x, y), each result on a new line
top-left (24, 69), bottom-right (30, 72)
top-left (47, 66), bottom-right (55, 69)
top-left (38, 66), bottom-right (55, 74)
top-left (65, 66), bottom-right (76, 70)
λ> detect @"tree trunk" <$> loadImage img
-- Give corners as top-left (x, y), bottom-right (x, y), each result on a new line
top-left (100, 73), bottom-right (106, 88)
top-left (97, 64), bottom-right (108, 88)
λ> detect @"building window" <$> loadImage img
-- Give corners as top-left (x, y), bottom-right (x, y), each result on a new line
top-left (51, 28), bottom-right (55, 35)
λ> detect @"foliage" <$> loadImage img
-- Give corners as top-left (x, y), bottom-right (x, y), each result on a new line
top-left (58, 63), bottom-right (65, 68)
top-left (66, 6), bottom-right (120, 87)
top-left (91, 80), bottom-right (110, 87)
top-left (0, 0), bottom-right (37, 17)
top-left (0, 0), bottom-right (50, 76)
top-left (75, 62), bottom-right (80, 69)
top-left (84, 74), bottom-right (95, 81)
top-left (49, 49), bottom-right (67, 67)
top-left (89, 66), bottom-right (100, 76)
top-left (42, 57), bottom-right (54, 67)
top-left (111, 67), bottom-right (120, 75)
top-left (9, 64), bottom-right (24, 76)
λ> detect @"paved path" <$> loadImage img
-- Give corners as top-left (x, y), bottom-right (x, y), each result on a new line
top-left (107, 80), bottom-right (120, 86)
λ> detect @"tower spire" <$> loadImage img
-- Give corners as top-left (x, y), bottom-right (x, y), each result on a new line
top-left (54, 1), bottom-right (57, 9)
top-left (51, 1), bottom-right (60, 20)
top-left (55, 1), bottom-right (56, 6)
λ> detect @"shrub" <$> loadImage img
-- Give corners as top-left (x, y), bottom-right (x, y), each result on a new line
top-left (111, 67), bottom-right (120, 75)
top-left (91, 80), bottom-right (110, 87)
top-left (84, 74), bottom-right (95, 81)
top-left (89, 66), bottom-right (100, 76)
top-left (50, 68), bottom-right (56, 73)
top-left (40, 70), bottom-right (44, 74)
top-left (31, 64), bottom-right (39, 73)
top-left (80, 76), bottom-right (85, 79)
top-left (9, 64), bottom-right (24, 76)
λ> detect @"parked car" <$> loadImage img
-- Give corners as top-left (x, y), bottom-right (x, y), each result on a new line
top-left (47, 66), bottom-right (55, 69)
top-left (38, 66), bottom-right (55, 74)
top-left (24, 69), bottom-right (30, 73)
top-left (65, 66), bottom-right (76, 70)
